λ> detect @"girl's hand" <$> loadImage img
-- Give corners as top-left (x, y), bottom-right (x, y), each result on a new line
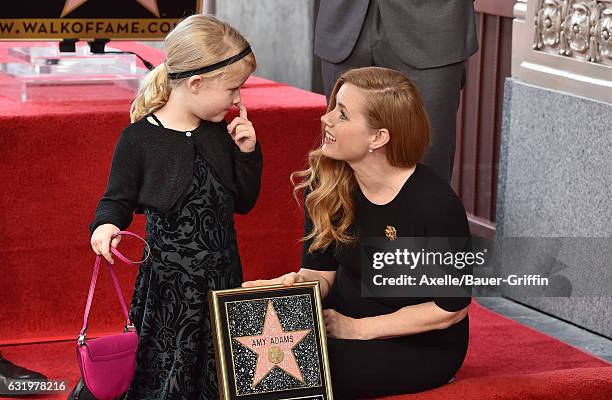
top-left (324, 309), bottom-right (365, 340)
top-left (242, 272), bottom-right (305, 288)
top-left (91, 224), bottom-right (121, 264)
top-left (227, 103), bottom-right (256, 153)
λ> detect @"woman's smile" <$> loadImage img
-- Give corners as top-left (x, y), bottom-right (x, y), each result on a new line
top-left (324, 130), bottom-right (337, 144)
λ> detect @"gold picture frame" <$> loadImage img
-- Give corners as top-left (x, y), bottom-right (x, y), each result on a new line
top-left (208, 281), bottom-right (334, 400)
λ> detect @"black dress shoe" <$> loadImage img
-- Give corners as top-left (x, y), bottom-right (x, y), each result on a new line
top-left (0, 351), bottom-right (48, 397)
top-left (66, 379), bottom-right (100, 400)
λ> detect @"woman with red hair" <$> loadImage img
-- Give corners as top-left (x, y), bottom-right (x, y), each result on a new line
top-left (245, 67), bottom-right (470, 398)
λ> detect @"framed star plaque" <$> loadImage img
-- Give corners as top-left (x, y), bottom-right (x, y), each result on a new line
top-left (208, 281), bottom-right (334, 400)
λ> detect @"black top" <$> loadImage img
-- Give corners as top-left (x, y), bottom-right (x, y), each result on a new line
top-left (89, 117), bottom-right (262, 233)
top-left (302, 164), bottom-right (471, 318)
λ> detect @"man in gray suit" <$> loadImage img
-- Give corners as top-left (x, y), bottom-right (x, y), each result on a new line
top-left (315, 0), bottom-right (478, 182)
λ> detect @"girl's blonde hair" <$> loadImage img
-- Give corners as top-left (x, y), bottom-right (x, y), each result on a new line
top-left (130, 14), bottom-right (256, 122)
top-left (292, 67), bottom-right (431, 252)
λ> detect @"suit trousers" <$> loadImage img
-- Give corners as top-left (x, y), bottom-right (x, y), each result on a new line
top-left (321, 0), bottom-right (467, 183)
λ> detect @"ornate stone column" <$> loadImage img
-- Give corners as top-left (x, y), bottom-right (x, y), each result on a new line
top-left (497, 0), bottom-right (612, 337)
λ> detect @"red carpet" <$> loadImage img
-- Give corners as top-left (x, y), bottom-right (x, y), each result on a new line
top-left (1, 42), bottom-right (610, 399)
top-left (0, 41), bottom-right (321, 344)
top-left (1, 302), bottom-right (610, 399)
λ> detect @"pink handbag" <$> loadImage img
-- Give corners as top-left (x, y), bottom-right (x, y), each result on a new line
top-left (76, 231), bottom-right (150, 400)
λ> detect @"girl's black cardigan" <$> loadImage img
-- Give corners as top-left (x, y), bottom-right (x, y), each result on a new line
top-left (89, 117), bottom-right (262, 234)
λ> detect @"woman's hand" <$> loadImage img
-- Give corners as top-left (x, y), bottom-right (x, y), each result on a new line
top-left (242, 272), bottom-right (304, 288)
top-left (91, 224), bottom-right (121, 264)
top-left (324, 309), bottom-right (365, 340)
top-left (227, 103), bottom-right (256, 153)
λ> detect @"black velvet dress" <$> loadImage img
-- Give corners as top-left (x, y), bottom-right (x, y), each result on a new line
top-left (125, 151), bottom-right (243, 400)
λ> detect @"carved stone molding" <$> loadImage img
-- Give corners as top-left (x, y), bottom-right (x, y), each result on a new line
top-left (512, 0), bottom-right (612, 103)
top-left (533, 0), bottom-right (612, 64)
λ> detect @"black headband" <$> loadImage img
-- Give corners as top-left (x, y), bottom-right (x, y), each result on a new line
top-left (167, 46), bottom-right (252, 80)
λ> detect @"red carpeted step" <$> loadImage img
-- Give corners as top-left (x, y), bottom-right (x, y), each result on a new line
top-left (0, 41), bottom-right (326, 342)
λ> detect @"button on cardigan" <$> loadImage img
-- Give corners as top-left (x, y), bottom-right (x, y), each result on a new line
top-left (89, 117), bottom-right (263, 234)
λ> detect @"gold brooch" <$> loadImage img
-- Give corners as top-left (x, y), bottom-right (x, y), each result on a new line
top-left (385, 225), bottom-right (397, 241)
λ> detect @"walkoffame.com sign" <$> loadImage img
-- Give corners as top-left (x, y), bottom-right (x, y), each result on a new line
top-left (0, 0), bottom-right (202, 40)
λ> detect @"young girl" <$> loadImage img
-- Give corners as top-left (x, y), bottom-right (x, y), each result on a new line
top-left (89, 14), bottom-right (262, 400)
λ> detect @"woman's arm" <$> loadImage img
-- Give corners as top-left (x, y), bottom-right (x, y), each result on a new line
top-left (297, 268), bottom-right (336, 299)
top-left (243, 268), bottom-right (336, 299)
top-left (358, 302), bottom-right (468, 340)
top-left (324, 301), bottom-right (469, 340)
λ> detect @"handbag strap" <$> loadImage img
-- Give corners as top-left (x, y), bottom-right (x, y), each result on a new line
top-left (78, 231), bottom-right (150, 344)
